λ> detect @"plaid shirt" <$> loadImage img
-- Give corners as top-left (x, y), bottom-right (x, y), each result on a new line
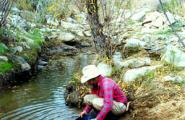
top-left (83, 75), bottom-right (127, 120)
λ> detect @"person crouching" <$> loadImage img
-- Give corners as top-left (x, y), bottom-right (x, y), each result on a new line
top-left (79, 65), bottom-right (128, 120)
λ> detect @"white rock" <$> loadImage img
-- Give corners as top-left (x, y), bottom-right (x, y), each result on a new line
top-left (12, 46), bottom-right (23, 53)
top-left (123, 65), bottom-right (162, 83)
top-left (45, 15), bottom-right (59, 26)
top-left (58, 32), bottom-right (75, 41)
top-left (84, 30), bottom-right (91, 37)
top-left (61, 20), bottom-right (83, 30)
top-left (163, 75), bottom-right (183, 83)
top-left (122, 57), bottom-right (151, 68)
top-left (0, 56), bottom-right (8, 61)
top-left (97, 63), bottom-right (112, 76)
top-left (21, 63), bottom-right (31, 71)
top-left (131, 8), bottom-right (150, 21)
top-left (113, 52), bottom-right (124, 69)
top-left (125, 38), bottom-right (146, 49)
top-left (161, 45), bottom-right (185, 68)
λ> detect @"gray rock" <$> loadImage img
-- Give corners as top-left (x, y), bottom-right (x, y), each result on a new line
top-left (131, 0), bottom-right (171, 10)
top-left (61, 20), bottom-right (83, 30)
top-left (58, 32), bottom-right (75, 42)
top-left (131, 8), bottom-right (150, 21)
top-left (161, 45), bottom-right (185, 68)
top-left (12, 46), bottom-right (23, 53)
top-left (83, 30), bottom-right (91, 37)
top-left (45, 15), bottom-right (59, 26)
top-left (11, 56), bottom-right (31, 71)
top-left (123, 65), bottom-right (162, 83)
top-left (37, 65), bottom-right (45, 70)
top-left (97, 62), bottom-right (112, 77)
top-left (121, 57), bottom-right (151, 68)
top-left (113, 52), bottom-right (124, 69)
top-left (38, 59), bottom-right (48, 66)
top-left (125, 38), bottom-right (146, 50)
top-left (9, 14), bottom-right (29, 30)
top-left (0, 56), bottom-right (8, 62)
top-left (163, 75), bottom-right (183, 83)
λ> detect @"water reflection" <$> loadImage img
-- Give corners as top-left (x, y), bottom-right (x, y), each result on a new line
top-left (0, 53), bottom-right (96, 120)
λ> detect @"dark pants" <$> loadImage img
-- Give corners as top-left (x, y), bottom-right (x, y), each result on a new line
top-left (76, 110), bottom-right (119, 120)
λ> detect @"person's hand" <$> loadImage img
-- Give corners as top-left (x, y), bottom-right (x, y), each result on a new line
top-left (80, 111), bottom-right (87, 118)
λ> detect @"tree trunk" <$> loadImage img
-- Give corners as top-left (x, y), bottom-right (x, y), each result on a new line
top-left (86, 0), bottom-right (111, 58)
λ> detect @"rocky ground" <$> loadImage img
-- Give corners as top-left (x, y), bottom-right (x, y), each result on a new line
top-left (64, 3), bottom-right (185, 120)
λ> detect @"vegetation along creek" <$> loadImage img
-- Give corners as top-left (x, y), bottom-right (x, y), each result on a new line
top-left (1, 0), bottom-right (185, 120)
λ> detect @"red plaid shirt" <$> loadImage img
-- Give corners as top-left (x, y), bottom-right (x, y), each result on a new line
top-left (83, 75), bottom-right (127, 120)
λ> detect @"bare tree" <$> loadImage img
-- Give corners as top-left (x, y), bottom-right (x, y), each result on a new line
top-left (85, 0), bottom-right (112, 58)
top-left (0, 0), bottom-right (12, 27)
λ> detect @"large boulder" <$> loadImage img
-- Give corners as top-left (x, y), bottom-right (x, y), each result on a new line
top-left (161, 45), bottom-right (185, 68)
top-left (123, 65), bottom-right (162, 83)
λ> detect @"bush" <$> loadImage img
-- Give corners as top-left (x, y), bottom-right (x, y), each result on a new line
top-left (0, 62), bottom-right (13, 75)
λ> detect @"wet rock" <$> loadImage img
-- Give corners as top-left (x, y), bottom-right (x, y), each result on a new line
top-left (64, 83), bottom-right (82, 108)
top-left (123, 65), bottom-right (162, 83)
top-left (48, 44), bottom-right (78, 56)
top-left (0, 56), bottom-right (8, 62)
top-left (97, 62), bottom-right (112, 77)
top-left (37, 65), bottom-right (45, 70)
top-left (161, 45), bottom-right (185, 68)
top-left (11, 56), bottom-right (31, 71)
top-left (38, 59), bottom-right (48, 66)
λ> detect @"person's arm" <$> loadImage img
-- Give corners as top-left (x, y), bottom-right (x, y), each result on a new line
top-left (96, 81), bottom-right (113, 120)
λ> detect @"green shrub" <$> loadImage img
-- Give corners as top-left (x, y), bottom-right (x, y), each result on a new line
top-left (0, 43), bottom-right (8, 55)
top-left (0, 62), bottom-right (13, 75)
top-left (15, 28), bottom-right (44, 49)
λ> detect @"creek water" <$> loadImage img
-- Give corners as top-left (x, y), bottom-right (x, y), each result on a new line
top-left (0, 53), bottom-right (96, 120)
